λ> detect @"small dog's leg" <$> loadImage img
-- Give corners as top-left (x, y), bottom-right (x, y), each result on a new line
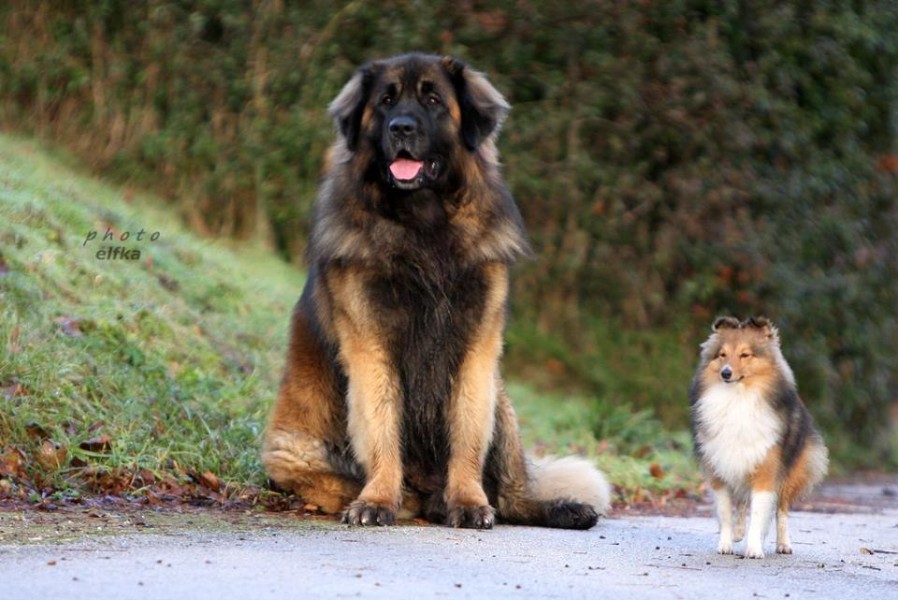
top-left (776, 507), bottom-right (793, 554)
top-left (733, 501), bottom-right (747, 542)
top-left (745, 490), bottom-right (776, 558)
top-left (712, 485), bottom-right (735, 554)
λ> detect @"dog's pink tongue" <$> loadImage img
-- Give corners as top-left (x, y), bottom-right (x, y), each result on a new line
top-left (390, 158), bottom-right (423, 180)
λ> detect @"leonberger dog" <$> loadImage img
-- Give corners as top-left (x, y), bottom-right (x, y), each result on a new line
top-left (262, 54), bottom-right (611, 529)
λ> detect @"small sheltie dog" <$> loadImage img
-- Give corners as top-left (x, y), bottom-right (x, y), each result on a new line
top-left (689, 317), bottom-right (828, 558)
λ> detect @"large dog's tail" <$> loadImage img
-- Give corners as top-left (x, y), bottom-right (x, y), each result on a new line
top-left (528, 455), bottom-right (613, 517)
top-left (492, 452), bottom-right (613, 530)
top-left (489, 390), bottom-right (613, 529)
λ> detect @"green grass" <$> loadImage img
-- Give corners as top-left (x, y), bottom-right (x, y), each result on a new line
top-left (0, 133), bottom-right (701, 508)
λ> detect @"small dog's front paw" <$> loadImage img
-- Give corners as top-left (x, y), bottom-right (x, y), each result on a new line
top-left (717, 532), bottom-right (734, 555)
top-left (776, 543), bottom-right (793, 555)
top-left (342, 499), bottom-right (397, 526)
top-left (448, 504), bottom-right (495, 529)
top-left (745, 544), bottom-right (765, 559)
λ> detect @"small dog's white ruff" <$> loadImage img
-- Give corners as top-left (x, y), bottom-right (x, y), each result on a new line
top-left (694, 383), bottom-right (783, 491)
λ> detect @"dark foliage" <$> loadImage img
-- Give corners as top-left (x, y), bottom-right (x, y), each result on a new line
top-left (1, 0), bottom-right (896, 464)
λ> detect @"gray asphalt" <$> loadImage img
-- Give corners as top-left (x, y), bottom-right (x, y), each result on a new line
top-left (2, 491), bottom-right (897, 600)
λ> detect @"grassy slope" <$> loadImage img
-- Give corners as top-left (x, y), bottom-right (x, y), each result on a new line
top-left (0, 134), bottom-right (700, 507)
top-left (0, 134), bottom-right (302, 499)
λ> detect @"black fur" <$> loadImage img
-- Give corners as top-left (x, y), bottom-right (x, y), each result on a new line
top-left (769, 379), bottom-right (817, 473)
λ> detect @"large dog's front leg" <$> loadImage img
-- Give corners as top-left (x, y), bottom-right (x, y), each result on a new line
top-left (445, 263), bottom-right (507, 529)
top-left (341, 343), bottom-right (403, 526)
top-left (331, 273), bottom-right (404, 526)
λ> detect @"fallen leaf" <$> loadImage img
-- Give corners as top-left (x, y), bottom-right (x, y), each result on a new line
top-left (0, 448), bottom-right (27, 477)
top-left (53, 317), bottom-right (84, 337)
top-left (36, 440), bottom-right (68, 470)
top-left (1, 382), bottom-right (29, 400)
top-left (649, 463), bottom-right (666, 479)
top-left (633, 445), bottom-right (652, 459)
top-left (197, 471), bottom-right (220, 492)
top-left (79, 434), bottom-right (112, 453)
top-left (25, 422), bottom-right (49, 440)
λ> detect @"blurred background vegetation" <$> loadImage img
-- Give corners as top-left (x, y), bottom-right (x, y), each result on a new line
top-left (1, 0), bottom-right (896, 469)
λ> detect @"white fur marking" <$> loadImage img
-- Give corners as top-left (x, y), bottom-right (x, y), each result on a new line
top-left (745, 491), bottom-right (776, 558)
top-left (694, 383), bottom-right (783, 490)
top-left (712, 486), bottom-right (735, 554)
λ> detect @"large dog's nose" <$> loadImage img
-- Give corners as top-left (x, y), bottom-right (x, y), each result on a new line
top-left (389, 115), bottom-right (417, 137)
top-left (720, 365), bottom-right (733, 381)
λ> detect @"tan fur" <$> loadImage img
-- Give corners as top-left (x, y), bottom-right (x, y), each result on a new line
top-left (749, 445), bottom-right (781, 492)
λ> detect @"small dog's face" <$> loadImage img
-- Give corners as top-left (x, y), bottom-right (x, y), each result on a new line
top-left (708, 334), bottom-right (760, 384)
top-left (700, 316), bottom-right (779, 386)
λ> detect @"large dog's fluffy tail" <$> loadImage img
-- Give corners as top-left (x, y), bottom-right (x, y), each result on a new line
top-left (528, 455), bottom-right (613, 517)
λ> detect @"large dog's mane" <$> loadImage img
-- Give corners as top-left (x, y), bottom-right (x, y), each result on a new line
top-left (308, 54), bottom-right (530, 269)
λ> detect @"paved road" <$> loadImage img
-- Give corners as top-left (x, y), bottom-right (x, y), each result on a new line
top-left (1, 484), bottom-right (896, 599)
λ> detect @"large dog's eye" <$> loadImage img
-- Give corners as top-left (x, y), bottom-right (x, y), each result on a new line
top-left (381, 94), bottom-right (394, 106)
top-left (426, 94), bottom-right (441, 106)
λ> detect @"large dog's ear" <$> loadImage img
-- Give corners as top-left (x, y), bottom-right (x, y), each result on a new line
top-left (441, 57), bottom-right (510, 150)
top-left (328, 65), bottom-right (376, 151)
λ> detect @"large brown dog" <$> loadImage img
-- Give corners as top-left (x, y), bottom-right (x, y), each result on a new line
top-left (262, 54), bottom-right (610, 529)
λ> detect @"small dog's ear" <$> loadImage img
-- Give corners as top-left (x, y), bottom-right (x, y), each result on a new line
top-left (743, 316), bottom-right (769, 329)
top-left (745, 316), bottom-right (779, 343)
top-left (442, 56), bottom-right (510, 150)
top-left (328, 64), bottom-right (376, 151)
top-left (712, 316), bottom-right (740, 331)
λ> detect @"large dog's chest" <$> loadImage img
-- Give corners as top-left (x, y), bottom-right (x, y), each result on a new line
top-left (367, 263), bottom-right (491, 481)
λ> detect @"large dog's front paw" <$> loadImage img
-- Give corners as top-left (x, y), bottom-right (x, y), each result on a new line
top-left (448, 504), bottom-right (495, 529)
top-left (342, 499), bottom-right (397, 526)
